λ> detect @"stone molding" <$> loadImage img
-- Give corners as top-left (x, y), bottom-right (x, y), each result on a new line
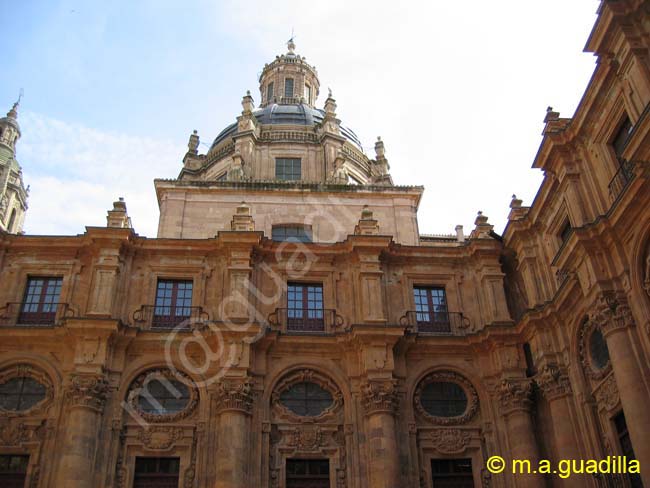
top-left (535, 363), bottom-right (572, 400)
top-left (592, 292), bottom-right (635, 337)
top-left (66, 373), bottom-right (109, 413)
top-left (414, 371), bottom-right (479, 425)
top-left (214, 379), bottom-right (254, 415)
top-left (361, 379), bottom-right (399, 416)
top-left (497, 378), bottom-right (533, 414)
top-left (126, 369), bottom-right (198, 423)
top-left (0, 364), bottom-right (54, 417)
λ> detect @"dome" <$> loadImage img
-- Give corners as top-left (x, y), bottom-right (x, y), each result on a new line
top-left (209, 103), bottom-right (363, 152)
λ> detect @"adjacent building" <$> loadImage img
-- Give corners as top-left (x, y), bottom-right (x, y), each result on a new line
top-left (0, 1), bottom-right (649, 487)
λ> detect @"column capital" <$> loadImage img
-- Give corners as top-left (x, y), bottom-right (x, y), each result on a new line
top-left (361, 379), bottom-right (399, 416)
top-left (214, 378), bottom-right (254, 415)
top-left (592, 292), bottom-right (635, 337)
top-left (497, 378), bottom-right (533, 414)
top-left (535, 363), bottom-right (572, 401)
top-left (65, 373), bottom-right (109, 413)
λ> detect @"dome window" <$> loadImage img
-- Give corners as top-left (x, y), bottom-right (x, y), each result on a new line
top-left (275, 158), bottom-right (301, 181)
top-left (305, 83), bottom-right (312, 103)
top-left (267, 82), bottom-right (274, 103)
top-left (284, 78), bottom-right (294, 98)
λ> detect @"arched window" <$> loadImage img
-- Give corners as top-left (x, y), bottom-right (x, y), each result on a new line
top-left (284, 78), bottom-right (294, 98)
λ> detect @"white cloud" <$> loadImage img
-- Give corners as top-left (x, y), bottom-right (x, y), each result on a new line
top-left (18, 111), bottom-right (184, 237)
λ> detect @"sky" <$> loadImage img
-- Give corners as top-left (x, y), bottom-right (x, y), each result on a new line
top-left (0, 0), bottom-right (600, 237)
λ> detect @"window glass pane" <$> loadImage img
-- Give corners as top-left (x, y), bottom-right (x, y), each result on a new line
top-left (267, 82), bottom-right (274, 102)
top-left (0, 377), bottom-right (47, 411)
top-left (275, 158), bottom-right (302, 181)
top-left (138, 379), bottom-right (190, 415)
top-left (590, 328), bottom-right (610, 370)
top-left (420, 381), bottom-right (467, 417)
top-left (279, 381), bottom-right (333, 417)
top-left (272, 225), bottom-right (311, 242)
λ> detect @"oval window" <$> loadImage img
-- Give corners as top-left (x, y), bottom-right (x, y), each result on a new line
top-left (279, 381), bottom-right (333, 417)
top-left (137, 378), bottom-right (190, 415)
top-left (589, 328), bottom-right (610, 370)
top-left (0, 377), bottom-right (47, 411)
top-left (420, 381), bottom-right (468, 417)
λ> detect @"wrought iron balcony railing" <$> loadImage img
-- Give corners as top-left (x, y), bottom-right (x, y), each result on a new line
top-left (608, 159), bottom-right (636, 202)
top-left (399, 311), bottom-right (470, 335)
top-left (0, 302), bottom-right (72, 327)
top-left (268, 308), bottom-right (345, 334)
top-left (132, 305), bottom-right (209, 330)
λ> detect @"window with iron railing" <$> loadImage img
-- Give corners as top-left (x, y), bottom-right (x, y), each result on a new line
top-left (153, 280), bottom-right (193, 328)
top-left (19, 277), bottom-right (62, 325)
top-left (287, 283), bottom-right (324, 331)
top-left (414, 286), bottom-right (448, 325)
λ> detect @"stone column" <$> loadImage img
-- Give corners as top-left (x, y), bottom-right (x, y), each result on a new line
top-left (214, 379), bottom-right (253, 488)
top-left (536, 364), bottom-right (589, 487)
top-left (594, 294), bottom-right (650, 487)
top-left (498, 378), bottom-right (545, 488)
top-left (55, 373), bottom-right (109, 488)
top-left (361, 379), bottom-right (400, 488)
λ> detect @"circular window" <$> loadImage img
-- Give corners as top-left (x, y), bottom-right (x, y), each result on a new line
top-left (0, 377), bottom-right (47, 412)
top-left (279, 381), bottom-right (333, 417)
top-left (420, 381), bottom-right (468, 417)
top-left (137, 378), bottom-right (190, 415)
top-left (589, 328), bottom-right (610, 370)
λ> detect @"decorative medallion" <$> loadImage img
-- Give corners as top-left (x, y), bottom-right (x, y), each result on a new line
top-left (137, 426), bottom-right (184, 450)
top-left (430, 428), bottom-right (471, 454)
top-left (594, 373), bottom-right (620, 412)
top-left (286, 426), bottom-right (324, 451)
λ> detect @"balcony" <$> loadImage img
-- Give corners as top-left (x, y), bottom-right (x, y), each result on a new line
top-left (399, 311), bottom-right (470, 335)
top-left (268, 308), bottom-right (345, 334)
top-left (608, 159), bottom-right (636, 202)
top-left (0, 302), bottom-right (72, 327)
top-left (132, 305), bottom-right (209, 330)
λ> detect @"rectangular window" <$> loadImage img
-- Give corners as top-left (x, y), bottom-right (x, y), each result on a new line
top-left (614, 411), bottom-right (643, 488)
top-left (19, 277), bottom-right (62, 325)
top-left (272, 225), bottom-right (312, 243)
top-left (305, 83), bottom-right (312, 103)
top-left (153, 280), bottom-right (193, 328)
top-left (133, 457), bottom-right (180, 488)
top-left (286, 459), bottom-right (329, 488)
top-left (431, 458), bottom-right (474, 488)
top-left (275, 158), bottom-right (301, 180)
top-left (267, 82), bottom-right (274, 102)
top-left (612, 116), bottom-right (633, 161)
top-left (0, 455), bottom-right (29, 488)
top-left (413, 286), bottom-right (448, 331)
top-left (284, 78), bottom-right (294, 98)
top-left (287, 283), bottom-right (324, 332)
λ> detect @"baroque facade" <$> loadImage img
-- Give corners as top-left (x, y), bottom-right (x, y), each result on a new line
top-left (1, 1), bottom-right (650, 487)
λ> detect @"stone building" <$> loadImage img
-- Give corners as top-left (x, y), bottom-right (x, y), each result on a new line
top-left (0, 1), bottom-right (649, 487)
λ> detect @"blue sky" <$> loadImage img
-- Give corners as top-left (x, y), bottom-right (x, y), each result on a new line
top-left (1, 0), bottom-right (600, 237)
